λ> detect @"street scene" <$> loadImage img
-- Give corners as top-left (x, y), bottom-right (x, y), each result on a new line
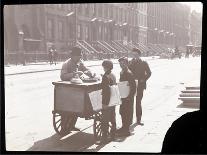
top-left (4, 2), bottom-right (202, 153)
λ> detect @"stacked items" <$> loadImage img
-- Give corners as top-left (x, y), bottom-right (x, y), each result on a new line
top-left (178, 86), bottom-right (200, 108)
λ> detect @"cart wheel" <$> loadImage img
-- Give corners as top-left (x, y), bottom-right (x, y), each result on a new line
top-left (52, 111), bottom-right (74, 136)
top-left (93, 111), bottom-right (113, 141)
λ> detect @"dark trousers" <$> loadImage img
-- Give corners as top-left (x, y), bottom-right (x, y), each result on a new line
top-left (61, 114), bottom-right (78, 131)
top-left (102, 106), bottom-right (116, 138)
top-left (120, 97), bottom-right (134, 131)
top-left (136, 87), bottom-right (144, 122)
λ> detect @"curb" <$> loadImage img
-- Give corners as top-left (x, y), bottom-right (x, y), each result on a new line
top-left (5, 57), bottom-right (158, 76)
top-left (5, 63), bottom-right (114, 76)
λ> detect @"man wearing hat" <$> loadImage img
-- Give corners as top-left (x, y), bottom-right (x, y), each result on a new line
top-left (60, 46), bottom-right (93, 131)
top-left (129, 48), bottom-right (151, 125)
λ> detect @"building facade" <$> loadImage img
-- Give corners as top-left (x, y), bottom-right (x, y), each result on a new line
top-left (190, 10), bottom-right (202, 46)
top-left (4, 2), bottom-right (200, 60)
top-left (147, 2), bottom-right (191, 48)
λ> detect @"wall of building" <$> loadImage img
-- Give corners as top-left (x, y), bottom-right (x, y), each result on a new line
top-left (4, 2), bottom-right (199, 54)
top-left (147, 2), bottom-right (191, 48)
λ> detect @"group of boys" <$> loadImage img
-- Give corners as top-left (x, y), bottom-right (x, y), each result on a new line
top-left (60, 46), bottom-right (151, 144)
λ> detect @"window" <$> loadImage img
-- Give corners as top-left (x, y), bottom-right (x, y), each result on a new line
top-left (97, 4), bottom-right (103, 17)
top-left (91, 4), bottom-right (95, 16)
top-left (47, 19), bottom-right (53, 40)
top-left (104, 5), bottom-right (107, 18)
top-left (116, 8), bottom-right (119, 20)
top-left (85, 26), bottom-right (89, 40)
top-left (68, 4), bottom-right (71, 11)
top-left (77, 24), bottom-right (81, 39)
top-left (110, 6), bottom-right (113, 19)
top-left (85, 4), bottom-right (89, 16)
top-left (58, 21), bottom-right (63, 40)
top-left (57, 4), bottom-right (62, 9)
top-left (113, 7), bottom-right (116, 20)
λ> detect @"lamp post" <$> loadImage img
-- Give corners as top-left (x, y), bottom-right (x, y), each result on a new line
top-left (18, 30), bottom-right (25, 66)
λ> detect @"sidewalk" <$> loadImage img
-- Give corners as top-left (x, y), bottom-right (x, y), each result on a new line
top-left (4, 57), bottom-right (159, 76)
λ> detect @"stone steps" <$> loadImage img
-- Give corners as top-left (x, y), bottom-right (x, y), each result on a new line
top-left (178, 85), bottom-right (200, 107)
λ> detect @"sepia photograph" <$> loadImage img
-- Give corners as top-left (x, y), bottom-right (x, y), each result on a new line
top-left (3, 2), bottom-right (204, 153)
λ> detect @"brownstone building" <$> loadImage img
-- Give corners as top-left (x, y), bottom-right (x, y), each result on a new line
top-left (147, 2), bottom-right (191, 48)
top-left (190, 10), bottom-right (202, 46)
top-left (4, 3), bottom-right (198, 63)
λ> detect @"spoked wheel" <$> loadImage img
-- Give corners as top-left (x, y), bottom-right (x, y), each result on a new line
top-left (93, 111), bottom-right (113, 141)
top-left (52, 111), bottom-right (75, 136)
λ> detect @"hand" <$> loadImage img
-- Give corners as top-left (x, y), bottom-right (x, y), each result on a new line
top-left (74, 71), bottom-right (83, 77)
top-left (84, 70), bottom-right (93, 78)
top-left (140, 79), bottom-right (145, 83)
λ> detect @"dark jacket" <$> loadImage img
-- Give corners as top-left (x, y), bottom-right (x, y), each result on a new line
top-left (129, 58), bottom-right (151, 89)
top-left (99, 70), bottom-right (116, 105)
top-left (119, 69), bottom-right (136, 98)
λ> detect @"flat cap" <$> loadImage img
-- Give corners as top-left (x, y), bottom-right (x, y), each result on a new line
top-left (132, 48), bottom-right (141, 55)
top-left (118, 56), bottom-right (128, 63)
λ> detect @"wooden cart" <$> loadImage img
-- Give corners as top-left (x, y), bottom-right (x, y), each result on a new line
top-left (52, 81), bottom-right (121, 141)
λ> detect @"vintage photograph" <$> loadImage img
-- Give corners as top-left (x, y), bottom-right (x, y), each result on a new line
top-left (4, 2), bottom-right (202, 152)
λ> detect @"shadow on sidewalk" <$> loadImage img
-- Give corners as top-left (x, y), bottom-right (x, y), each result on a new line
top-left (27, 122), bottom-right (140, 152)
top-left (27, 131), bottom-right (109, 152)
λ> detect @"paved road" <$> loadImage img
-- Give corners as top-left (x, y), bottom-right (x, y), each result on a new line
top-left (5, 57), bottom-right (200, 152)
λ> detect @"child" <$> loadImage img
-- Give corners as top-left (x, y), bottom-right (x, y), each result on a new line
top-left (117, 57), bottom-right (136, 136)
top-left (97, 60), bottom-right (117, 144)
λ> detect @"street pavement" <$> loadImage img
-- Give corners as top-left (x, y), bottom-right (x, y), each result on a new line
top-left (4, 56), bottom-right (159, 75)
top-left (4, 56), bottom-right (200, 152)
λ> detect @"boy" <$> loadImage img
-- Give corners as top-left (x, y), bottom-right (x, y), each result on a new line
top-left (117, 57), bottom-right (136, 136)
top-left (97, 60), bottom-right (117, 144)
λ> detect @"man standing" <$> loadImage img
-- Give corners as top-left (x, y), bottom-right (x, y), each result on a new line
top-left (60, 46), bottom-right (93, 131)
top-left (129, 48), bottom-right (151, 125)
top-left (48, 48), bottom-right (53, 65)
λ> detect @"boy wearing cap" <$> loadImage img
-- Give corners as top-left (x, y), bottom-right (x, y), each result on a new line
top-left (129, 48), bottom-right (151, 125)
top-left (60, 46), bottom-right (93, 132)
top-left (117, 57), bottom-right (136, 136)
top-left (96, 60), bottom-right (117, 144)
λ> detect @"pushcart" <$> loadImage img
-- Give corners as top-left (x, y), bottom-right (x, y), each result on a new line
top-left (52, 81), bottom-right (121, 141)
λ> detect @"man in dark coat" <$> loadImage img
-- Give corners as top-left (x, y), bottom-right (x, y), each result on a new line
top-left (117, 57), bottom-right (136, 136)
top-left (60, 46), bottom-right (93, 133)
top-left (129, 48), bottom-right (151, 125)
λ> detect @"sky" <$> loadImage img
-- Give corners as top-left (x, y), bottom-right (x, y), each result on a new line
top-left (180, 2), bottom-right (203, 13)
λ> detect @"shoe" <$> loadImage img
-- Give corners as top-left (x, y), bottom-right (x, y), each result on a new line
top-left (116, 127), bottom-right (124, 134)
top-left (96, 137), bottom-right (109, 145)
top-left (116, 130), bottom-right (130, 137)
top-left (71, 127), bottom-right (80, 131)
top-left (137, 122), bottom-right (144, 126)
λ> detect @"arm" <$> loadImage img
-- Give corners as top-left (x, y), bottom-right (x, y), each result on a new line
top-left (144, 61), bottom-right (151, 81)
top-left (60, 63), bottom-right (74, 81)
top-left (101, 75), bottom-right (110, 105)
top-left (127, 73), bottom-right (136, 98)
top-left (79, 62), bottom-right (93, 77)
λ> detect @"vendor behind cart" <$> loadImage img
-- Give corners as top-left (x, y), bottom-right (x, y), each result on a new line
top-left (60, 46), bottom-right (93, 131)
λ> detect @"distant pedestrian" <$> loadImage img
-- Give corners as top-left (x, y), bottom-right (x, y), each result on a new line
top-left (53, 49), bottom-right (58, 65)
top-left (116, 57), bottom-right (136, 137)
top-left (175, 46), bottom-right (181, 59)
top-left (129, 48), bottom-right (151, 125)
top-left (48, 48), bottom-right (53, 65)
top-left (96, 60), bottom-right (117, 145)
